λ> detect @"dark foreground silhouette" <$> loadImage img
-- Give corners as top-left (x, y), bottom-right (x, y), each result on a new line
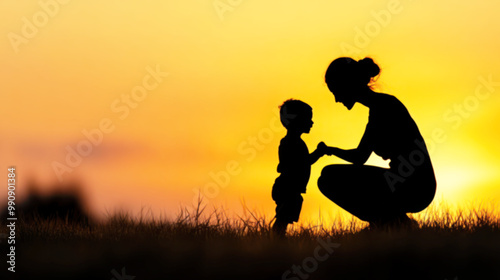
top-left (6, 204), bottom-right (500, 280)
top-left (318, 57), bottom-right (436, 228)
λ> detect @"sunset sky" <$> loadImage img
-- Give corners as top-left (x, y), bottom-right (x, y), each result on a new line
top-left (1, 1), bottom-right (499, 222)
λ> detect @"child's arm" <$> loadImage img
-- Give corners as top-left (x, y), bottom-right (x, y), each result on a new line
top-left (309, 142), bottom-right (327, 164)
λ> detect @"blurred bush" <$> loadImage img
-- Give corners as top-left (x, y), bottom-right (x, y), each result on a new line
top-left (1, 180), bottom-right (91, 225)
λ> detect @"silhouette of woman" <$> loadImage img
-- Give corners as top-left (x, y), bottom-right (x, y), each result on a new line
top-left (318, 57), bottom-right (436, 228)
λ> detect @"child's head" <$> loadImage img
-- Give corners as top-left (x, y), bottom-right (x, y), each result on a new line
top-left (279, 99), bottom-right (313, 133)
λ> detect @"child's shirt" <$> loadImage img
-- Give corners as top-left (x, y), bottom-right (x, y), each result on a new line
top-left (275, 135), bottom-right (311, 194)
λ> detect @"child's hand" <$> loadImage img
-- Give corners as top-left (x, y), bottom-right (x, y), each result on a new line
top-left (317, 142), bottom-right (327, 155)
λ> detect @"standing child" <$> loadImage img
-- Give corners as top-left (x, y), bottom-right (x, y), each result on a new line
top-left (272, 99), bottom-right (328, 235)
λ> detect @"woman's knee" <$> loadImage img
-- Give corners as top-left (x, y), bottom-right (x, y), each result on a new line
top-left (320, 164), bottom-right (349, 180)
top-left (319, 164), bottom-right (357, 187)
top-left (317, 175), bottom-right (329, 195)
top-left (317, 167), bottom-right (350, 197)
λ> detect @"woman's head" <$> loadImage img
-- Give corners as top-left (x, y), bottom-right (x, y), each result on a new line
top-left (325, 57), bottom-right (380, 110)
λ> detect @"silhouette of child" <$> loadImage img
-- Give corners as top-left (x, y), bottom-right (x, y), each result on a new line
top-left (272, 99), bottom-right (328, 235)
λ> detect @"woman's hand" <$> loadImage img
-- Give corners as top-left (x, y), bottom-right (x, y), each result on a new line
top-left (316, 142), bottom-right (339, 156)
top-left (309, 142), bottom-right (330, 164)
top-left (325, 146), bottom-right (339, 156)
top-left (317, 142), bottom-right (329, 156)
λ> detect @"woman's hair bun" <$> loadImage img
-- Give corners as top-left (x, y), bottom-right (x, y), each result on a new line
top-left (357, 57), bottom-right (380, 80)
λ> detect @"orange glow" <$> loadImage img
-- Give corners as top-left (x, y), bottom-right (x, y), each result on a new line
top-left (1, 1), bottom-right (500, 222)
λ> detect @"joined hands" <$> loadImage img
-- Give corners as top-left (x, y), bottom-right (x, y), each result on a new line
top-left (317, 142), bottom-right (334, 156)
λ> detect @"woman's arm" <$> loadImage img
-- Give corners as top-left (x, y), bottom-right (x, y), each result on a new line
top-left (326, 121), bottom-right (373, 165)
top-left (326, 147), bottom-right (371, 165)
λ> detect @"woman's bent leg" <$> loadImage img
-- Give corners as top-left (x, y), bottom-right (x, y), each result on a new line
top-left (318, 164), bottom-right (403, 223)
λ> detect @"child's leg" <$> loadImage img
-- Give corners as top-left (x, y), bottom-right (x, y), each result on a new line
top-left (272, 218), bottom-right (288, 235)
top-left (272, 195), bottom-right (302, 235)
top-left (273, 201), bottom-right (289, 235)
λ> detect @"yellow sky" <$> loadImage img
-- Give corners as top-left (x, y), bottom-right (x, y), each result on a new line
top-left (1, 1), bottom-right (499, 222)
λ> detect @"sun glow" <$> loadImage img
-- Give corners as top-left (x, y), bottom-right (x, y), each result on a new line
top-left (1, 1), bottom-right (500, 221)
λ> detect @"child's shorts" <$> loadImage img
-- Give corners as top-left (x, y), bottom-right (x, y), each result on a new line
top-left (274, 193), bottom-right (303, 223)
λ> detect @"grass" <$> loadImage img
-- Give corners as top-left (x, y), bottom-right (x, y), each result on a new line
top-left (2, 199), bottom-right (500, 280)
